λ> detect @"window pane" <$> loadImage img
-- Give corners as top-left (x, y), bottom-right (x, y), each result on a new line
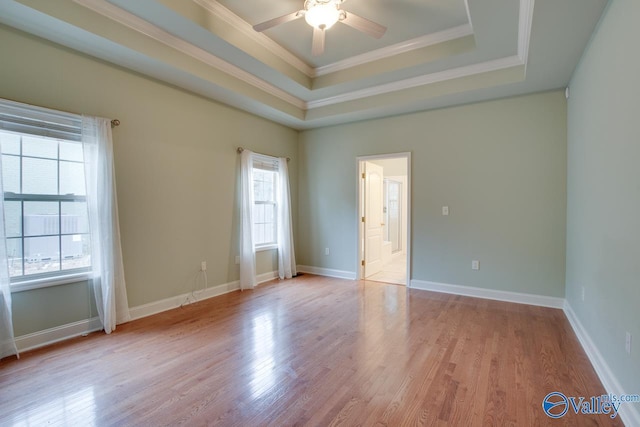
top-left (253, 203), bottom-right (264, 223)
top-left (62, 234), bottom-right (90, 270)
top-left (264, 180), bottom-right (274, 201)
top-left (61, 202), bottom-right (89, 234)
top-left (22, 136), bottom-right (58, 159)
top-left (6, 238), bottom-right (22, 277)
top-left (2, 155), bottom-right (20, 193)
top-left (254, 223), bottom-right (265, 245)
top-left (59, 161), bottom-right (85, 195)
top-left (265, 203), bottom-right (275, 224)
top-left (23, 157), bottom-right (57, 195)
top-left (0, 132), bottom-right (21, 155)
top-left (4, 201), bottom-right (22, 238)
top-left (24, 201), bottom-right (59, 236)
top-left (264, 223), bottom-right (275, 245)
top-left (59, 141), bottom-right (84, 162)
top-left (24, 235), bottom-right (60, 275)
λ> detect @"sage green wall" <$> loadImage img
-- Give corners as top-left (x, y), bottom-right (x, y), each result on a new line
top-left (298, 91), bottom-right (567, 297)
top-left (0, 25), bottom-right (297, 336)
top-left (566, 0), bottom-right (640, 395)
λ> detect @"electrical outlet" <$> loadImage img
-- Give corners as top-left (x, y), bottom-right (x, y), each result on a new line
top-left (325, 248), bottom-right (330, 255)
top-left (471, 260), bottom-right (480, 270)
top-left (235, 256), bottom-right (240, 265)
top-left (581, 286), bottom-right (585, 302)
top-left (201, 261), bottom-right (207, 271)
top-left (626, 332), bottom-right (632, 354)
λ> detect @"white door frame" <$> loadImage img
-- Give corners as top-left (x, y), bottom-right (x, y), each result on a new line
top-left (356, 152), bottom-right (411, 286)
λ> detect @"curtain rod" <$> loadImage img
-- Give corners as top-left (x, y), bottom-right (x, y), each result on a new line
top-left (237, 147), bottom-right (290, 162)
top-left (111, 119), bottom-right (120, 127)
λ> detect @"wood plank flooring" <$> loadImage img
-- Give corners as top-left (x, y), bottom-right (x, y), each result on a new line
top-left (0, 274), bottom-right (623, 426)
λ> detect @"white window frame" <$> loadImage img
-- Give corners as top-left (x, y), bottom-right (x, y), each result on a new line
top-left (0, 99), bottom-right (92, 292)
top-left (252, 154), bottom-right (279, 252)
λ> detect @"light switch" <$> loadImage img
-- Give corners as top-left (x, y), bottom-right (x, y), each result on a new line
top-left (442, 206), bottom-right (449, 216)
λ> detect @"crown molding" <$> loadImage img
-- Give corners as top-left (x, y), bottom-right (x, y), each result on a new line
top-left (73, 0), bottom-right (306, 109)
top-left (307, 55), bottom-right (523, 109)
top-left (72, 0), bottom-right (534, 115)
top-left (518, 0), bottom-right (535, 64)
top-left (314, 24), bottom-right (474, 77)
top-left (193, 0), bottom-right (476, 78)
top-left (192, 0), bottom-right (315, 77)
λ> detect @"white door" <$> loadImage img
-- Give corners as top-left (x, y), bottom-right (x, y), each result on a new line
top-left (364, 162), bottom-right (384, 277)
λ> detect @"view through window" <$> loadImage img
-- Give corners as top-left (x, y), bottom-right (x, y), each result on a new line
top-left (1, 130), bottom-right (91, 279)
top-left (252, 162), bottom-right (277, 248)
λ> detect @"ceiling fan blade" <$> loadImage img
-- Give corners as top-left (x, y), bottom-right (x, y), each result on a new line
top-left (312, 27), bottom-right (325, 56)
top-left (253, 10), bottom-right (304, 32)
top-left (340, 11), bottom-right (387, 39)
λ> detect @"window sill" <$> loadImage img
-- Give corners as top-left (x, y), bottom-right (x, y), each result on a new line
top-left (10, 271), bottom-right (92, 293)
top-left (256, 244), bottom-right (278, 252)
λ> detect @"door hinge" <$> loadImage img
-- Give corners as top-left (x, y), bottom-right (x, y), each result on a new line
top-left (361, 216), bottom-right (365, 223)
top-left (362, 172), bottom-right (365, 179)
top-left (361, 260), bottom-right (365, 266)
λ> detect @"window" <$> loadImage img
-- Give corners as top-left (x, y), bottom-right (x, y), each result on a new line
top-left (252, 157), bottom-right (278, 249)
top-left (0, 101), bottom-right (91, 284)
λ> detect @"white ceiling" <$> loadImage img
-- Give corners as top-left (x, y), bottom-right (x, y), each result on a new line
top-left (0, 0), bottom-right (608, 130)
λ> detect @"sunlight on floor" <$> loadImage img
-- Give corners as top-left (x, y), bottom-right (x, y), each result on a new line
top-left (9, 386), bottom-right (96, 427)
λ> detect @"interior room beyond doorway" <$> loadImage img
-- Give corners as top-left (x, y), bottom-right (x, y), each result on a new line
top-left (358, 154), bottom-right (410, 286)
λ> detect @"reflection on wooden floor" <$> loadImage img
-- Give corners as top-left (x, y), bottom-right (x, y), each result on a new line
top-left (0, 275), bottom-right (618, 426)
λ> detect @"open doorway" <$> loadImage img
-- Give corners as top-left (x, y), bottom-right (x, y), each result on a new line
top-left (357, 153), bottom-right (410, 286)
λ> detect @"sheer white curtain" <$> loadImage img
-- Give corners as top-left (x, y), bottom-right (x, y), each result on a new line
top-left (239, 150), bottom-right (257, 290)
top-left (0, 157), bottom-right (18, 359)
top-left (277, 158), bottom-right (296, 279)
top-left (82, 116), bottom-right (130, 334)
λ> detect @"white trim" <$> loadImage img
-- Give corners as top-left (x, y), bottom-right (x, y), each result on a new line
top-left (128, 281), bottom-right (239, 320)
top-left (410, 279), bottom-right (565, 309)
top-left (306, 56), bottom-right (523, 109)
top-left (518, 0), bottom-right (535, 64)
top-left (563, 302), bottom-right (640, 426)
top-left (71, 0), bottom-right (535, 114)
top-left (193, 0), bottom-right (314, 77)
top-left (256, 244), bottom-right (278, 252)
top-left (13, 272), bottom-right (280, 352)
top-left (463, 0), bottom-right (474, 32)
top-left (296, 265), bottom-right (356, 280)
top-left (73, 0), bottom-right (306, 110)
top-left (314, 24), bottom-right (474, 77)
top-left (11, 271), bottom-right (91, 293)
top-left (15, 317), bottom-right (102, 352)
top-left (256, 270), bottom-right (279, 284)
top-left (356, 152), bottom-right (412, 286)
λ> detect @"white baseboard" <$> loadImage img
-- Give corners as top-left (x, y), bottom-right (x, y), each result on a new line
top-left (15, 317), bottom-right (103, 353)
top-left (296, 265), bottom-right (357, 280)
top-left (563, 301), bottom-right (640, 427)
top-left (257, 270), bottom-right (279, 284)
top-left (410, 279), bottom-right (565, 309)
top-left (14, 272), bottom-right (280, 352)
top-left (128, 280), bottom-right (239, 320)
top-left (130, 271), bottom-right (279, 321)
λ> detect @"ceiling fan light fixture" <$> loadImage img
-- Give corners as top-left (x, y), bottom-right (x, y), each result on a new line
top-left (304, 3), bottom-right (340, 30)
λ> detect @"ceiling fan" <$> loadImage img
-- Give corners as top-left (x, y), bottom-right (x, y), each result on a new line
top-left (252, 0), bottom-right (387, 56)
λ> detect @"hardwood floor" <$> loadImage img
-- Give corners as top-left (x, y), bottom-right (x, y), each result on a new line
top-left (0, 274), bottom-right (622, 426)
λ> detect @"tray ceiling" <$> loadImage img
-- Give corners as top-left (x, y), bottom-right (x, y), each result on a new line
top-left (0, 0), bottom-right (608, 129)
